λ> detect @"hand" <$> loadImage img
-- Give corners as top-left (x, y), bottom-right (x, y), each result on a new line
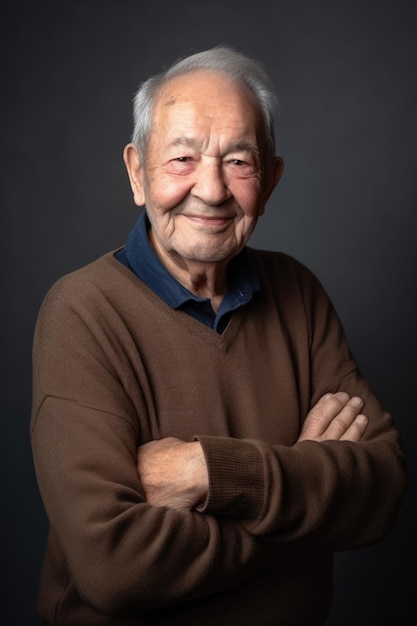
top-left (136, 437), bottom-right (209, 511)
top-left (297, 392), bottom-right (368, 443)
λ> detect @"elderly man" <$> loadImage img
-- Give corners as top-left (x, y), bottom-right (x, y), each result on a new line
top-left (31, 46), bottom-right (406, 625)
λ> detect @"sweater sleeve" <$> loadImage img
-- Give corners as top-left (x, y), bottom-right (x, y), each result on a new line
top-left (196, 260), bottom-right (407, 551)
top-left (30, 276), bottom-right (280, 615)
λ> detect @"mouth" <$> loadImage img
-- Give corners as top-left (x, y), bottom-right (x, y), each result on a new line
top-left (183, 214), bottom-right (234, 227)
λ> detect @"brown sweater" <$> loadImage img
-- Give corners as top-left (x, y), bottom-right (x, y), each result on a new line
top-left (31, 248), bottom-right (406, 625)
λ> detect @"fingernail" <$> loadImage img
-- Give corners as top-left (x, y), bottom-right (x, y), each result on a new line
top-left (356, 414), bottom-right (368, 424)
top-left (335, 392), bottom-right (349, 403)
top-left (349, 396), bottom-right (363, 408)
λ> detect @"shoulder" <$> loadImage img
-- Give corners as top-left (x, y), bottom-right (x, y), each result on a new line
top-left (40, 251), bottom-right (131, 307)
top-left (35, 251), bottom-right (139, 331)
top-left (246, 247), bottom-right (320, 288)
top-left (246, 247), bottom-right (335, 322)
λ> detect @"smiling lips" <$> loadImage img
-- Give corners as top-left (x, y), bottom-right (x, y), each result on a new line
top-left (182, 213), bottom-right (235, 227)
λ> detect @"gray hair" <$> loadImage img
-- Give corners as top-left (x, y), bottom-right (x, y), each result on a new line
top-left (131, 45), bottom-right (278, 165)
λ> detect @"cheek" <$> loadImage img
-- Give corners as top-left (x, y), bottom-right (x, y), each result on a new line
top-left (151, 176), bottom-right (193, 210)
top-left (233, 180), bottom-right (263, 217)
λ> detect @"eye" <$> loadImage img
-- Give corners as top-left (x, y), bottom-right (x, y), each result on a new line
top-left (227, 158), bottom-right (257, 177)
top-left (167, 155), bottom-right (195, 175)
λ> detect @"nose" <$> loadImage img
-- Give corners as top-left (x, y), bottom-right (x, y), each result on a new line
top-left (191, 160), bottom-right (231, 205)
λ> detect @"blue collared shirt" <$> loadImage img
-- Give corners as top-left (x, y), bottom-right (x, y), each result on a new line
top-left (115, 211), bottom-right (260, 333)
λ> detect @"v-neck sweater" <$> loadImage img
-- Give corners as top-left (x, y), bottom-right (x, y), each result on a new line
top-left (30, 247), bottom-right (407, 626)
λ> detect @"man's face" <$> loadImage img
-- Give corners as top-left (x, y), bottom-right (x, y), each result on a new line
top-left (127, 71), bottom-right (281, 270)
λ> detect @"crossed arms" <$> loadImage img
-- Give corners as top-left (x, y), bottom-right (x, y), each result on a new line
top-left (138, 392), bottom-right (368, 511)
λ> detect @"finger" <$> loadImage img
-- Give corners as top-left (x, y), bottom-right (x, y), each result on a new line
top-left (340, 413), bottom-right (368, 442)
top-left (303, 392), bottom-right (351, 437)
top-left (315, 391), bottom-right (350, 408)
top-left (323, 396), bottom-right (364, 440)
top-left (333, 391), bottom-right (350, 404)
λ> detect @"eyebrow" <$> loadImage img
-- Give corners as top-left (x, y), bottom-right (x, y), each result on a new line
top-left (169, 137), bottom-right (201, 149)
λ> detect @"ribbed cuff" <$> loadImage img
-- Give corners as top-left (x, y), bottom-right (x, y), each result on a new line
top-left (194, 435), bottom-right (265, 518)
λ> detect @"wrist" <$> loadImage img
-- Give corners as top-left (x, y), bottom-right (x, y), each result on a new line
top-left (186, 441), bottom-right (209, 505)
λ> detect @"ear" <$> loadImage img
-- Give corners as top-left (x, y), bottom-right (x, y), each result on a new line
top-left (259, 156), bottom-right (284, 215)
top-left (123, 143), bottom-right (146, 207)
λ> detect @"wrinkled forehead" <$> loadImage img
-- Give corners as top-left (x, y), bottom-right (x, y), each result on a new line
top-left (150, 70), bottom-right (263, 145)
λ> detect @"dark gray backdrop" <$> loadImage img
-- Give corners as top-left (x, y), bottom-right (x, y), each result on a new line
top-left (2, 1), bottom-right (416, 624)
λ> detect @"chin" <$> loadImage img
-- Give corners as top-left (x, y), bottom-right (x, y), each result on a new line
top-left (181, 246), bottom-right (239, 264)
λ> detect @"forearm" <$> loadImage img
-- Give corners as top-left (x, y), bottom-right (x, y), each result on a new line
top-left (195, 375), bottom-right (407, 549)
top-left (31, 396), bottom-right (278, 614)
top-left (198, 433), bottom-right (405, 547)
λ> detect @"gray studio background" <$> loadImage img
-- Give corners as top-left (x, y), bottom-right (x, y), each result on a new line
top-left (2, 0), bottom-right (416, 624)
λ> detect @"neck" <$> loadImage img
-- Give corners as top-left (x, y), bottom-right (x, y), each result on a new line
top-left (178, 262), bottom-right (228, 313)
top-left (150, 238), bottom-right (229, 312)
top-left (169, 257), bottom-right (229, 312)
